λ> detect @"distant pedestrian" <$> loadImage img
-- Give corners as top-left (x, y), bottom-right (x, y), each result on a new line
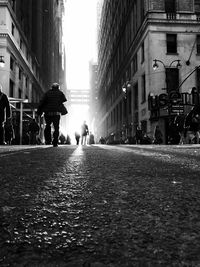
top-left (81, 121), bottom-right (89, 145)
top-left (75, 131), bottom-right (80, 145)
top-left (154, 125), bottom-right (163, 144)
top-left (99, 136), bottom-right (105, 144)
top-left (37, 83), bottom-right (67, 147)
top-left (135, 125), bottom-right (143, 144)
top-left (0, 85), bottom-right (11, 145)
top-left (28, 118), bottom-right (40, 145)
top-left (89, 132), bottom-right (95, 144)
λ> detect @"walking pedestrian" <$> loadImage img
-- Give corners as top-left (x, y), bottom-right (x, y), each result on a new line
top-left (81, 121), bottom-right (89, 145)
top-left (135, 125), bottom-right (143, 144)
top-left (0, 85), bottom-right (11, 145)
top-left (89, 132), bottom-right (95, 144)
top-left (75, 131), bottom-right (80, 145)
top-left (28, 118), bottom-right (40, 145)
top-left (154, 125), bottom-right (163, 144)
top-left (37, 83), bottom-right (67, 147)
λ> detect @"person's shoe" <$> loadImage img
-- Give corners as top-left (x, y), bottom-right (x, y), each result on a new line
top-left (53, 143), bottom-right (58, 147)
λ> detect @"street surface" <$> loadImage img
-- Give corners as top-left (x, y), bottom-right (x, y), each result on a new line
top-left (0, 144), bottom-right (200, 266)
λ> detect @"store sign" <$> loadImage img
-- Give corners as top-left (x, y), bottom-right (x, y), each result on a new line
top-left (149, 90), bottom-right (199, 111)
top-left (171, 104), bottom-right (184, 114)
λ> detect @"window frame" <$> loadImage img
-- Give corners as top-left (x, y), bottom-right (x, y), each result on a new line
top-left (166, 34), bottom-right (177, 54)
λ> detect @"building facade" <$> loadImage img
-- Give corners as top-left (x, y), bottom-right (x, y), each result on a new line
top-left (0, 0), bottom-right (66, 143)
top-left (97, 0), bottom-right (200, 144)
top-left (89, 60), bottom-right (98, 136)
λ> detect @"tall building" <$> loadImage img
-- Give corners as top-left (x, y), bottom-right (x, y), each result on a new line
top-left (0, 0), bottom-right (66, 143)
top-left (89, 60), bottom-right (98, 135)
top-left (97, 0), bottom-right (200, 144)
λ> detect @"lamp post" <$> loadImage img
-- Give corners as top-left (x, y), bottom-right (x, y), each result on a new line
top-left (153, 59), bottom-right (181, 95)
top-left (122, 81), bottom-right (131, 140)
top-left (152, 59), bottom-right (181, 70)
top-left (152, 59), bottom-right (182, 143)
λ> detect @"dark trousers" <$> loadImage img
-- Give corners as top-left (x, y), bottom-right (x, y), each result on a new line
top-left (44, 115), bottom-right (60, 145)
top-left (0, 121), bottom-right (4, 145)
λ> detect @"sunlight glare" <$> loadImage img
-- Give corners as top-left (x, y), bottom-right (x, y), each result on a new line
top-left (68, 104), bottom-right (89, 144)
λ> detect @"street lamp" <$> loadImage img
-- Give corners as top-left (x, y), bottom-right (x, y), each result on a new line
top-left (122, 81), bottom-right (132, 97)
top-left (152, 59), bottom-right (182, 144)
top-left (152, 59), bottom-right (181, 70)
top-left (122, 81), bottom-right (132, 140)
top-left (0, 56), bottom-right (5, 68)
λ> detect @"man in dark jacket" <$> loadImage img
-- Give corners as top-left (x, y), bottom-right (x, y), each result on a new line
top-left (37, 83), bottom-right (67, 147)
top-left (0, 85), bottom-right (11, 145)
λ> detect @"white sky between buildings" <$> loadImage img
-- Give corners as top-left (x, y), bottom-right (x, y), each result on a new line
top-left (64, 0), bottom-right (98, 91)
top-left (62, 0), bottom-right (99, 140)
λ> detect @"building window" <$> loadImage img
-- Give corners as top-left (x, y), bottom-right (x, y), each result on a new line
top-left (19, 68), bottom-right (22, 80)
top-left (195, 0), bottom-right (200, 13)
top-left (166, 68), bottom-right (179, 92)
top-left (128, 90), bottom-right (132, 114)
top-left (9, 80), bottom-right (14, 97)
top-left (166, 34), bottom-right (177, 54)
top-left (120, 101), bottom-right (122, 121)
top-left (196, 68), bottom-right (200, 91)
top-left (10, 0), bottom-right (16, 11)
top-left (197, 35), bottom-right (200, 54)
top-left (141, 74), bottom-right (146, 103)
top-left (141, 42), bottom-right (145, 63)
top-left (10, 56), bottom-right (14, 70)
top-left (20, 39), bottom-right (23, 50)
top-left (165, 0), bottom-right (176, 13)
top-left (18, 88), bottom-right (22, 99)
top-left (131, 54), bottom-right (138, 76)
top-left (25, 77), bottom-right (28, 87)
top-left (123, 98), bottom-right (127, 118)
top-left (134, 83), bottom-right (138, 110)
top-left (11, 23), bottom-right (15, 35)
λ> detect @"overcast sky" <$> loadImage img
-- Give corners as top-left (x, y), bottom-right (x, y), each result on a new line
top-left (64, 0), bottom-right (98, 90)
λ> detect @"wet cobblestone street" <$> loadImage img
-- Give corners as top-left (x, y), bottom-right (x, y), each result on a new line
top-left (1, 144), bottom-right (200, 266)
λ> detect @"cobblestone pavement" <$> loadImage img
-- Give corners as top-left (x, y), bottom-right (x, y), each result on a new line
top-left (1, 144), bottom-right (200, 266)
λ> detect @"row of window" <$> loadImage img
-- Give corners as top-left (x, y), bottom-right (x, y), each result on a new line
top-left (165, 0), bottom-right (200, 13)
top-left (9, 79), bottom-right (27, 99)
top-left (10, 56), bottom-right (29, 88)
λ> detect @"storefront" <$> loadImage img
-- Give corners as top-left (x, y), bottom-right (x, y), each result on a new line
top-left (148, 89), bottom-right (199, 144)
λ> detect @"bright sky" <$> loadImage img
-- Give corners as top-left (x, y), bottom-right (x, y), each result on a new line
top-left (64, 0), bottom-right (98, 90)
top-left (63, 0), bottom-right (99, 141)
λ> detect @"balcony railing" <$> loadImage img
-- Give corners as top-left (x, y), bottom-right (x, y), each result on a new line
top-left (166, 12), bottom-right (176, 20)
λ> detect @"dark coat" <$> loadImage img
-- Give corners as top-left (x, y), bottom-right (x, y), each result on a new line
top-left (37, 88), bottom-right (67, 115)
top-left (0, 92), bottom-right (11, 122)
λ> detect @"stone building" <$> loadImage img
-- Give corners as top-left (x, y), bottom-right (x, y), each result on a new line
top-left (0, 0), bottom-right (66, 143)
top-left (0, 0), bottom-right (65, 106)
top-left (97, 0), bottom-right (200, 144)
top-left (89, 60), bottom-right (98, 137)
